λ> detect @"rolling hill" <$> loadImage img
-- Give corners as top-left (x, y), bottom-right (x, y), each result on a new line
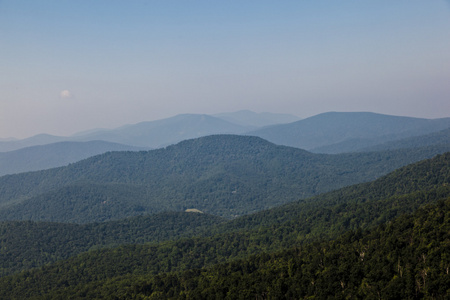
top-left (248, 111), bottom-right (450, 152)
top-left (358, 127), bottom-right (450, 152)
top-left (2, 111), bottom-right (448, 156)
top-left (0, 134), bottom-right (65, 152)
top-left (0, 141), bottom-right (148, 176)
top-left (0, 152), bottom-right (448, 278)
top-left (0, 135), bottom-right (449, 222)
top-left (0, 153), bottom-right (448, 297)
top-left (98, 200), bottom-right (449, 299)
top-left (0, 211), bottom-right (224, 277)
top-left (0, 114), bottom-right (251, 152)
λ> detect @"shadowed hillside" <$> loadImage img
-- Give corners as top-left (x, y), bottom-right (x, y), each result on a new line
top-left (0, 135), bottom-right (449, 222)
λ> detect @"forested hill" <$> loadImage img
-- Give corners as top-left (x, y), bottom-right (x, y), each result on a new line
top-left (0, 152), bottom-right (448, 280)
top-left (0, 140), bottom-right (148, 176)
top-left (74, 199), bottom-right (450, 299)
top-left (0, 189), bottom-right (448, 298)
top-left (0, 135), bottom-right (449, 222)
top-left (213, 152), bottom-right (450, 240)
top-left (0, 212), bottom-right (224, 277)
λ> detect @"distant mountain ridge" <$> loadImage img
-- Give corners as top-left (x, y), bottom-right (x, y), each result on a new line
top-left (358, 127), bottom-right (450, 152)
top-left (1, 111), bottom-right (449, 154)
top-left (248, 112), bottom-right (450, 152)
top-left (73, 114), bottom-right (254, 148)
top-left (310, 126), bottom-right (450, 153)
top-left (0, 111), bottom-right (299, 152)
top-left (213, 110), bottom-right (300, 127)
top-left (0, 141), bottom-right (148, 176)
top-left (1, 111), bottom-right (449, 176)
top-left (0, 113), bottom-right (259, 175)
top-left (0, 134), bottom-right (65, 152)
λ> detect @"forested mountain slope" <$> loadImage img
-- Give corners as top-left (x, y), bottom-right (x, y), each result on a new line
top-left (1, 192), bottom-right (448, 298)
top-left (248, 111), bottom-right (450, 152)
top-left (81, 200), bottom-right (449, 299)
top-left (0, 135), bottom-right (449, 222)
top-left (213, 152), bottom-right (450, 241)
top-left (0, 153), bottom-right (448, 284)
top-left (0, 141), bottom-right (147, 176)
top-left (0, 212), bottom-right (224, 277)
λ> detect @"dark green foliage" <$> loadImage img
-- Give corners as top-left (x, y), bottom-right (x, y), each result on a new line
top-left (0, 212), bottom-right (224, 276)
top-left (1, 199), bottom-right (448, 299)
top-left (0, 152), bottom-right (449, 280)
top-left (211, 152), bottom-right (450, 241)
top-left (114, 200), bottom-right (449, 300)
top-left (1, 135), bottom-right (449, 222)
top-left (0, 183), bottom-right (152, 223)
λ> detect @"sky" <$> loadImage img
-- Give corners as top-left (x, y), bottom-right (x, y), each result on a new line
top-left (1, 1), bottom-right (450, 139)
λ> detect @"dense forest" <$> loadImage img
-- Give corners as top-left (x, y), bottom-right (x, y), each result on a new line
top-left (0, 212), bottom-right (224, 277)
top-left (0, 153), bottom-right (448, 298)
top-left (0, 153), bottom-right (448, 278)
top-left (25, 199), bottom-right (447, 299)
top-left (0, 198), bottom-right (448, 298)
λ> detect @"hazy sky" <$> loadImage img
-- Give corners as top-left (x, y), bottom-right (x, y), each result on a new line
top-left (1, 1), bottom-right (450, 138)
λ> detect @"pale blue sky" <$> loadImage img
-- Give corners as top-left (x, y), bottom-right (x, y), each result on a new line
top-left (1, 1), bottom-right (450, 138)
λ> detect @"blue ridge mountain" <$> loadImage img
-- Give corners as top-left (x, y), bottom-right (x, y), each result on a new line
top-left (213, 110), bottom-right (300, 127)
top-left (357, 127), bottom-right (450, 152)
top-left (2, 111), bottom-right (449, 154)
top-left (1, 111), bottom-right (449, 177)
top-left (311, 127), bottom-right (450, 153)
top-left (0, 135), bottom-right (448, 223)
top-left (0, 134), bottom-right (65, 152)
top-left (248, 111), bottom-right (450, 152)
top-left (70, 114), bottom-right (252, 148)
top-left (0, 141), bottom-right (148, 176)
top-left (0, 114), bottom-right (251, 152)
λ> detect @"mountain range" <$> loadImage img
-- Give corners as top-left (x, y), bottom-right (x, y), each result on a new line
top-left (248, 111), bottom-right (450, 152)
top-left (0, 135), bottom-right (448, 223)
top-left (0, 109), bottom-right (449, 298)
top-left (0, 141), bottom-right (148, 176)
top-left (0, 110), bottom-right (298, 152)
top-left (1, 111), bottom-right (449, 176)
